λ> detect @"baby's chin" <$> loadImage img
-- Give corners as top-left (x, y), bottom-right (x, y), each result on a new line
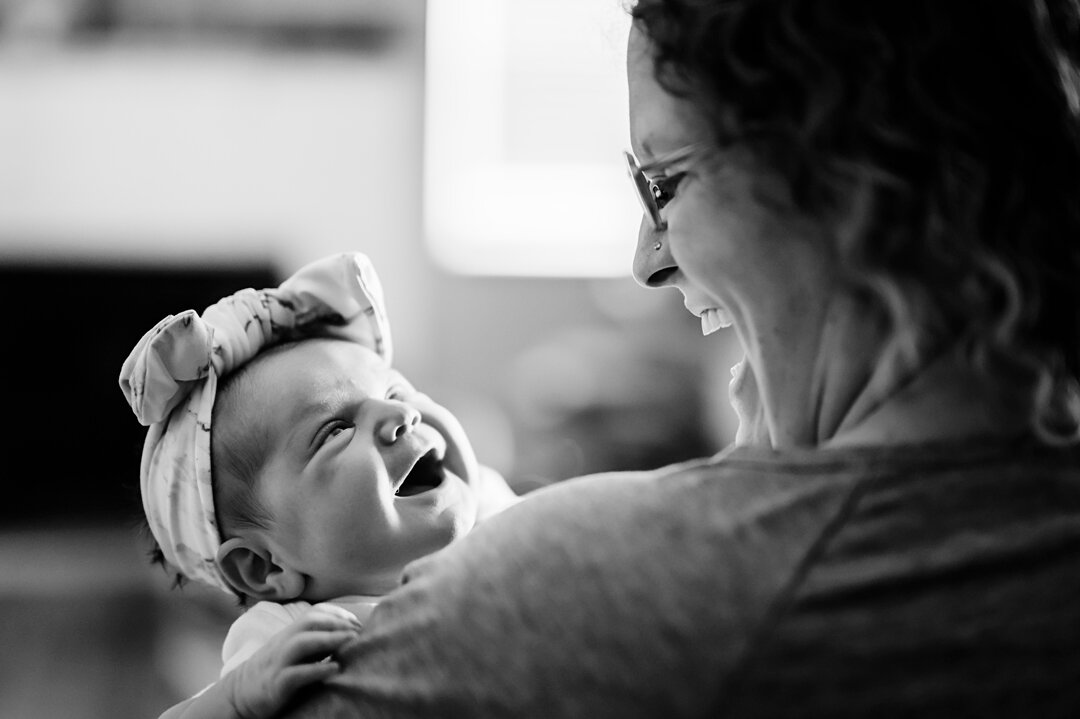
top-left (443, 470), bottom-right (480, 534)
top-left (410, 466), bottom-right (479, 544)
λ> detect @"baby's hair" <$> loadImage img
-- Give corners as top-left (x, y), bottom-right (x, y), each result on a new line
top-left (210, 358), bottom-right (276, 538)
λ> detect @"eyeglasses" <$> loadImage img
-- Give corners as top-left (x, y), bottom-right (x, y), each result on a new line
top-left (622, 144), bottom-right (706, 231)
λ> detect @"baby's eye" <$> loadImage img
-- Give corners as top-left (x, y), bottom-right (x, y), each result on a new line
top-left (386, 386), bottom-right (409, 401)
top-left (651, 173), bottom-right (685, 210)
top-left (319, 421), bottom-right (352, 447)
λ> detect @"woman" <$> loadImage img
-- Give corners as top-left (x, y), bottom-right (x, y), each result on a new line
top-left (285, 1), bottom-right (1080, 716)
top-left (627, 0), bottom-right (1080, 452)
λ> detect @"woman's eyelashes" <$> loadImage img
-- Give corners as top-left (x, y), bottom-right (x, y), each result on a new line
top-left (651, 173), bottom-right (686, 210)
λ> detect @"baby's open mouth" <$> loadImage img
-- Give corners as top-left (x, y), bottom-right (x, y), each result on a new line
top-left (395, 449), bottom-right (446, 497)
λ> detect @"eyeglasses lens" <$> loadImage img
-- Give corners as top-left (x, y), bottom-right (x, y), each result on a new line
top-left (623, 151), bottom-right (665, 230)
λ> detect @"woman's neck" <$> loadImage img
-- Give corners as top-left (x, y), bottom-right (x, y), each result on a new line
top-left (746, 295), bottom-right (1028, 449)
top-left (824, 347), bottom-right (1029, 448)
top-left (746, 292), bottom-right (885, 447)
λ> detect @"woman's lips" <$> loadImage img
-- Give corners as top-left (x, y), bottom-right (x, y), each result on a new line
top-left (700, 307), bottom-right (733, 336)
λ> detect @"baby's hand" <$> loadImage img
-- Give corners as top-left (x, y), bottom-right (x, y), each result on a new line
top-left (225, 607), bottom-right (362, 719)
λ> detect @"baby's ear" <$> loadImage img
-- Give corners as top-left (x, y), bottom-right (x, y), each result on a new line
top-left (216, 537), bottom-right (304, 602)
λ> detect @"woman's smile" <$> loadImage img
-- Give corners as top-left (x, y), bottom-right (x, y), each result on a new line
top-left (698, 307), bottom-right (733, 336)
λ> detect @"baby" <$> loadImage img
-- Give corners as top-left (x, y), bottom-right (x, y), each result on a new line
top-left (120, 253), bottom-right (517, 719)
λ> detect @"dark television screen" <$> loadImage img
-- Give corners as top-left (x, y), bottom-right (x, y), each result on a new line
top-left (1, 261), bottom-right (278, 527)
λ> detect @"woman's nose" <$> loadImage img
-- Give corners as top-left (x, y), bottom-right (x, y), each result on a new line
top-left (374, 401), bottom-right (421, 445)
top-left (631, 216), bottom-right (678, 288)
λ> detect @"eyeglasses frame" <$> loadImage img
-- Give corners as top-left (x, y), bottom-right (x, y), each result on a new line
top-left (623, 143), bottom-right (708, 232)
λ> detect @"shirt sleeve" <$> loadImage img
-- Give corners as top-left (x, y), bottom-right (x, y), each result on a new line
top-left (220, 600), bottom-right (314, 677)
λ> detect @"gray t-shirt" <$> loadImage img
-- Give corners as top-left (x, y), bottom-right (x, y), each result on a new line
top-left (284, 440), bottom-right (1080, 717)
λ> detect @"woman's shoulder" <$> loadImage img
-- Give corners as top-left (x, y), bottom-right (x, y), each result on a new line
top-left (426, 438), bottom-right (1080, 603)
top-left (377, 454), bottom-right (871, 712)
top-left (324, 442), bottom-right (1079, 715)
top-left (490, 447), bottom-right (863, 528)
top-left (407, 450), bottom-right (869, 614)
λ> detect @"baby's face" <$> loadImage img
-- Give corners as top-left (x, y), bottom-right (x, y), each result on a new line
top-left (231, 338), bottom-right (479, 599)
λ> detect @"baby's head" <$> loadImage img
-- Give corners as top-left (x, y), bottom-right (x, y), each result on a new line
top-left (120, 253), bottom-right (479, 603)
top-left (211, 337), bottom-right (479, 602)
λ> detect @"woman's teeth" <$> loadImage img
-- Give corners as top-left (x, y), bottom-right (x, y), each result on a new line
top-left (700, 308), bottom-right (732, 336)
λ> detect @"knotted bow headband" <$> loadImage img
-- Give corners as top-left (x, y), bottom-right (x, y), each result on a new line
top-left (119, 253), bottom-right (392, 593)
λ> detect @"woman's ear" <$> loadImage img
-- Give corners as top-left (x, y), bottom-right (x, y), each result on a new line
top-left (216, 537), bottom-right (305, 602)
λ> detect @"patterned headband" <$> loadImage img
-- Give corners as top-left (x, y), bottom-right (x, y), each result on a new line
top-left (119, 253), bottom-right (392, 592)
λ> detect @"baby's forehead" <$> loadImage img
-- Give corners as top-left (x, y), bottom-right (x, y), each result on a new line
top-left (237, 339), bottom-right (403, 417)
top-left (263, 337), bottom-right (397, 385)
top-left (213, 339), bottom-right (402, 461)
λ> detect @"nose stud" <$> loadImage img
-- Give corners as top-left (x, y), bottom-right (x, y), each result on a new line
top-left (653, 241), bottom-right (662, 251)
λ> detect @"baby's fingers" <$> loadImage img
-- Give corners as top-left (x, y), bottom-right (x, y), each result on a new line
top-left (280, 629), bottom-right (360, 665)
top-left (293, 607), bottom-right (362, 633)
top-left (277, 661), bottom-right (342, 696)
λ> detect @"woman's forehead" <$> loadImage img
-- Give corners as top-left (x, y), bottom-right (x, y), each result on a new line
top-left (626, 27), bottom-right (712, 160)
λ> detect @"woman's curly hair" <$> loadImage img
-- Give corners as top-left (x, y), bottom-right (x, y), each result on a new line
top-left (631, 0), bottom-right (1080, 443)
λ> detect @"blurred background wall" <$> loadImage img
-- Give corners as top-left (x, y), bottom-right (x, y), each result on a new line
top-left (0, 1), bottom-right (741, 716)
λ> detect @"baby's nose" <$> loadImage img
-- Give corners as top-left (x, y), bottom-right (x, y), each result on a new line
top-left (375, 401), bottom-right (421, 445)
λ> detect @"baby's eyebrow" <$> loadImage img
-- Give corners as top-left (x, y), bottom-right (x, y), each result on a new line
top-left (283, 399), bottom-right (336, 452)
top-left (294, 399), bottom-right (328, 422)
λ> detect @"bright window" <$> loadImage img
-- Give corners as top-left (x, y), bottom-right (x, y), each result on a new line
top-left (424, 0), bottom-right (638, 277)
